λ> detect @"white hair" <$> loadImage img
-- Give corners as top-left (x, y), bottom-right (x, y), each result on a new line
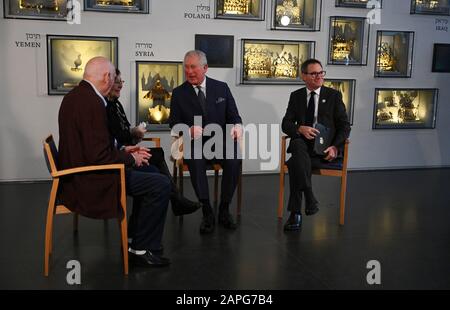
top-left (184, 50), bottom-right (208, 66)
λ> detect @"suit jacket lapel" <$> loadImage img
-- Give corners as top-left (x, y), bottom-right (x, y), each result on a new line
top-left (318, 87), bottom-right (329, 124)
top-left (184, 82), bottom-right (202, 112)
top-left (205, 77), bottom-right (215, 115)
top-left (299, 87), bottom-right (308, 124)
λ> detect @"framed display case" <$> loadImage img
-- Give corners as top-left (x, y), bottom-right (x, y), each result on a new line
top-left (373, 88), bottom-right (438, 129)
top-left (432, 43), bottom-right (450, 72)
top-left (410, 0), bottom-right (450, 16)
top-left (240, 39), bottom-right (315, 85)
top-left (195, 34), bottom-right (234, 68)
top-left (328, 16), bottom-right (370, 66)
top-left (84, 0), bottom-right (149, 13)
top-left (214, 0), bottom-right (264, 20)
top-left (270, 0), bottom-right (322, 31)
top-left (3, 0), bottom-right (69, 20)
top-left (375, 31), bottom-right (414, 78)
top-left (136, 61), bottom-right (184, 131)
top-left (323, 79), bottom-right (356, 125)
top-left (47, 35), bottom-right (118, 95)
top-left (335, 0), bottom-right (382, 8)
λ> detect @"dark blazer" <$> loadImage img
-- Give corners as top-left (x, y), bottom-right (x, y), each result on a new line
top-left (282, 86), bottom-right (351, 151)
top-left (106, 98), bottom-right (138, 147)
top-left (169, 76), bottom-right (242, 131)
top-left (58, 80), bottom-right (134, 219)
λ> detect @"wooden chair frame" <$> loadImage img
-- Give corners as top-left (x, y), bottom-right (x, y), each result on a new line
top-left (43, 135), bottom-right (128, 276)
top-left (278, 136), bottom-right (350, 225)
top-left (170, 138), bottom-right (243, 215)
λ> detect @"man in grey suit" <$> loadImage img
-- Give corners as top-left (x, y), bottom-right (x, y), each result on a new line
top-left (281, 58), bottom-right (351, 231)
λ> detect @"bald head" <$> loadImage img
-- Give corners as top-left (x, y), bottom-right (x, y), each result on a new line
top-left (83, 56), bottom-right (115, 96)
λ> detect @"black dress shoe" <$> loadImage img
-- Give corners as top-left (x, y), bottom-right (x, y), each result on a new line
top-left (171, 194), bottom-right (202, 216)
top-left (283, 213), bottom-right (302, 231)
top-left (218, 211), bottom-right (237, 230)
top-left (200, 213), bottom-right (215, 234)
top-left (305, 204), bottom-right (319, 216)
top-left (129, 251), bottom-right (170, 267)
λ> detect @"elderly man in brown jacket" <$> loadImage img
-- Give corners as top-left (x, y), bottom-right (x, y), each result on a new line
top-left (58, 56), bottom-right (171, 267)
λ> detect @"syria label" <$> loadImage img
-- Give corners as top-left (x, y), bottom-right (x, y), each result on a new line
top-left (15, 33), bottom-right (42, 48)
top-left (135, 42), bottom-right (154, 57)
top-left (435, 19), bottom-right (448, 32)
top-left (184, 1), bottom-right (211, 19)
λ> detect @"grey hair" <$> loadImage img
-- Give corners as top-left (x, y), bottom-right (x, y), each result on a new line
top-left (184, 50), bottom-right (208, 66)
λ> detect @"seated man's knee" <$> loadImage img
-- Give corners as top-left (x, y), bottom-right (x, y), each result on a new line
top-left (289, 138), bottom-right (308, 153)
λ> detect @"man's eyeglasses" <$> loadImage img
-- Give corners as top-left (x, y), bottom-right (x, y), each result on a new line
top-left (114, 79), bottom-right (125, 85)
top-left (303, 71), bottom-right (326, 78)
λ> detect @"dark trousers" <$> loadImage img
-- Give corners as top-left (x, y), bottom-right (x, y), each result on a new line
top-left (286, 138), bottom-right (323, 213)
top-left (148, 147), bottom-right (178, 195)
top-left (184, 140), bottom-right (241, 206)
top-left (126, 168), bottom-right (170, 251)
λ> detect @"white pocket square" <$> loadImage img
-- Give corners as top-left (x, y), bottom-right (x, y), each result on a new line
top-left (216, 97), bottom-right (225, 103)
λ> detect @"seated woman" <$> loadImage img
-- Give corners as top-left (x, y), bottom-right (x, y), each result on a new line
top-left (106, 68), bottom-right (202, 216)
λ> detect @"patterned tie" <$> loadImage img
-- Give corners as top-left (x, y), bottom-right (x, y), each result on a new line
top-left (197, 86), bottom-right (207, 117)
top-left (306, 91), bottom-right (315, 127)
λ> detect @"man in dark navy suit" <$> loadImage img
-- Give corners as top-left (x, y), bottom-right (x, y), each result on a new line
top-left (281, 58), bottom-right (351, 231)
top-left (169, 50), bottom-right (243, 234)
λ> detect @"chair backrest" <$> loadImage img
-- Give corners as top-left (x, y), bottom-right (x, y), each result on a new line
top-left (43, 135), bottom-right (59, 174)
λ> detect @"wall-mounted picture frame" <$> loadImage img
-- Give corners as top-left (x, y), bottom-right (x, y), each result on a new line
top-left (3, 0), bottom-right (69, 20)
top-left (240, 39), bottom-right (315, 85)
top-left (373, 88), bottom-right (438, 129)
top-left (270, 0), bottom-right (322, 31)
top-left (375, 31), bottom-right (414, 78)
top-left (410, 0), bottom-right (450, 16)
top-left (335, 0), bottom-right (382, 8)
top-left (136, 61), bottom-right (184, 131)
top-left (214, 0), bottom-right (265, 20)
top-left (84, 0), bottom-right (149, 13)
top-left (432, 43), bottom-right (450, 72)
top-left (328, 16), bottom-right (370, 66)
top-left (323, 79), bottom-right (356, 125)
top-left (195, 34), bottom-right (234, 68)
top-left (47, 35), bottom-right (118, 95)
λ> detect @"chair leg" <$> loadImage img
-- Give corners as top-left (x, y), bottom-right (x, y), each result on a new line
top-left (179, 165), bottom-right (184, 195)
top-left (237, 165), bottom-right (242, 216)
top-left (179, 165), bottom-right (185, 224)
top-left (278, 169), bottom-right (285, 219)
top-left (119, 217), bottom-right (129, 275)
top-left (44, 180), bottom-right (58, 277)
top-left (173, 162), bottom-right (178, 188)
top-left (214, 169), bottom-right (219, 207)
top-left (339, 172), bottom-right (348, 226)
top-left (73, 214), bottom-right (79, 233)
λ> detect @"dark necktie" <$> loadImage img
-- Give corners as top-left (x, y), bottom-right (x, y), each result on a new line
top-left (197, 86), bottom-right (207, 117)
top-left (306, 91), bottom-right (315, 127)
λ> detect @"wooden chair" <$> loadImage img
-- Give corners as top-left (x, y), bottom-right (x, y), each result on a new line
top-left (43, 135), bottom-right (128, 276)
top-left (278, 136), bottom-right (350, 225)
top-left (171, 138), bottom-right (243, 215)
top-left (142, 136), bottom-right (161, 148)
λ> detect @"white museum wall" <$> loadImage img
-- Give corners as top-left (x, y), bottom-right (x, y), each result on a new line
top-left (0, 0), bottom-right (449, 181)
